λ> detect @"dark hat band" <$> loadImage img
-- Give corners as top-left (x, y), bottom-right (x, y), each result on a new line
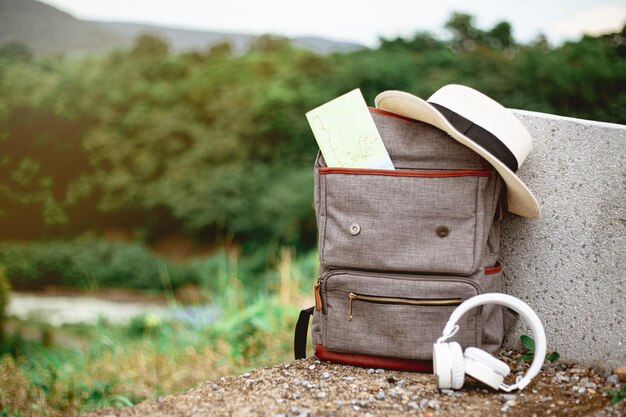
top-left (429, 102), bottom-right (519, 172)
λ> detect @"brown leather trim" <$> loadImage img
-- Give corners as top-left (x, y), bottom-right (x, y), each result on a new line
top-left (319, 167), bottom-right (491, 178)
top-left (314, 284), bottom-right (322, 311)
top-left (485, 263), bottom-right (502, 275)
top-left (315, 344), bottom-right (433, 373)
top-left (369, 107), bottom-right (420, 123)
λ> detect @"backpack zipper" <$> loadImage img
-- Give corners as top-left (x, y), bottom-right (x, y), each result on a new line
top-left (317, 270), bottom-right (481, 315)
top-left (348, 292), bottom-right (463, 321)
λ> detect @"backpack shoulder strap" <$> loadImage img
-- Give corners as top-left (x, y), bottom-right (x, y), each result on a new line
top-left (294, 307), bottom-right (314, 360)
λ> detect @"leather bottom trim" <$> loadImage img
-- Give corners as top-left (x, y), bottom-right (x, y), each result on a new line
top-left (485, 262), bottom-right (502, 275)
top-left (315, 344), bottom-right (433, 373)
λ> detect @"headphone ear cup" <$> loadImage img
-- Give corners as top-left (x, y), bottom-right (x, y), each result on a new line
top-left (433, 343), bottom-right (452, 389)
top-left (463, 347), bottom-right (510, 390)
top-left (448, 342), bottom-right (465, 389)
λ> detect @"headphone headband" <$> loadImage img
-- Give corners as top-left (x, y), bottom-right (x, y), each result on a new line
top-left (438, 293), bottom-right (546, 391)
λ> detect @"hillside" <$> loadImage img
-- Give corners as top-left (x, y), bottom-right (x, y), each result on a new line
top-left (96, 22), bottom-right (365, 54)
top-left (0, 0), bottom-right (366, 55)
top-left (0, 0), bottom-right (130, 55)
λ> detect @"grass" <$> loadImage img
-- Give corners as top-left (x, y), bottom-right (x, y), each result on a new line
top-left (0, 246), bottom-right (316, 416)
top-left (0, 298), bottom-right (303, 416)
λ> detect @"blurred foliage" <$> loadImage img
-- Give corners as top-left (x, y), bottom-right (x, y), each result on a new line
top-left (0, 295), bottom-right (301, 416)
top-left (0, 267), bottom-right (8, 341)
top-left (0, 240), bottom-right (192, 290)
top-left (0, 239), bottom-right (317, 300)
top-left (0, 15), bottom-right (624, 247)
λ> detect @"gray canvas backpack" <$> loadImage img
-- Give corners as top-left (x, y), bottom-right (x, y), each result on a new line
top-left (294, 108), bottom-right (516, 371)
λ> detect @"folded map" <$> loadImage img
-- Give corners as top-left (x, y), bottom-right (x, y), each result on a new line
top-left (306, 89), bottom-right (394, 169)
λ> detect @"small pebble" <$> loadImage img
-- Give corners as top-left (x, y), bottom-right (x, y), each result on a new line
top-left (242, 372), bottom-right (251, 378)
top-left (367, 368), bottom-right (375, 374)
top-left (320, 372), bottom-right (331, 380)
top-left (275, 399), bottom-right (284, 404)
top-left (211, 384), bottom-right (220, 390)
top-left (427, 399), bottom-right (440, 409)
top-left (308, 365), bottom-right (316, 370)
top-left (607, 375), bottom-right (619, 385)
top-left (376, 391), bottom-right (385, 400)
top-left (397, 380), bottom-right (406, 388)
top-left (314, 392), bottom-right (326, 399)
top-left (554, 374), bottom-right (570, 383)
top-left (420, 398), bottom-right (429, 408)
top-left (407, 401), bottom-right (419, 410)
top-left (375, 368), bottom-right (385, 374)
top-left (272, 414), bottom-right (286, 417)
top-left (334, 400), bottom-right (345, 406)
top-left (501, 394), bottom-right (517, 402)
top-left (440, 389), bottom-right (455, 396)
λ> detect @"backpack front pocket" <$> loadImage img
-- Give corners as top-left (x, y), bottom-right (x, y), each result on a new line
top-left (320, 270), bottom-right (482, 361)
top-left (318, 167), bottom-right (493, 275)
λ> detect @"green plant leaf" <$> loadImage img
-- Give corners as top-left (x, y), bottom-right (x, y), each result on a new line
top-left (109, 395), bottom-right (134, 407)
top-left (545, 352), bottom-right (560, 362)
top-left (519, 352), bottom-right (534, 362)
top-left (520, 335), bottom-right (535, 352)
top-left (609, 384), bottom-right (626, 404)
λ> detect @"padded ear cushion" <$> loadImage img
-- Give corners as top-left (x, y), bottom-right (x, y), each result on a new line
top-left (464, 347), bottom-right (510, 377)
top-left (448, 342), bottom-right (465, 389)
top-left (432, 343), bottom-right (452, 389)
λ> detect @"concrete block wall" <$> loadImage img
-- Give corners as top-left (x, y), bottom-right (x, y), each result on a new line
top-left (502, 110), bottom-right (625, 368)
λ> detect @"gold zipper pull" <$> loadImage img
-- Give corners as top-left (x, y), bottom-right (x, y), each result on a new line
top-left (348, 292), bottom-right (357, 321)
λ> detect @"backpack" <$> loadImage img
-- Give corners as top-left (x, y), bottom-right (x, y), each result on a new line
top-left (294, 108), bottom-right (516, 371)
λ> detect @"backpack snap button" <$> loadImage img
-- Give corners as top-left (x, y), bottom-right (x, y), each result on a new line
top-left (349, 223), bottom-right (361, 235)
top-left (437, 226), bottom-right (449, 237)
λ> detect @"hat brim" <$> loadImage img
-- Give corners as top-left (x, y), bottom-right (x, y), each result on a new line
top-left (375, 91), bottom-right (540, 219)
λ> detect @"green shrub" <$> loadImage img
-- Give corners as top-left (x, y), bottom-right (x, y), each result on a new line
top-left (0, 240), bottom-right (192, 290)
top-left (0, 266), bottom-right (9, 341)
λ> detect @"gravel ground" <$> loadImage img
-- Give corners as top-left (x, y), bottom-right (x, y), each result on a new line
top-left (84, 354), bottom-right (624, 417)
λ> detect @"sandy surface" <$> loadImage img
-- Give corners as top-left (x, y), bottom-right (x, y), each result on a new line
top-left (83, 354), bottom-right (624, 417)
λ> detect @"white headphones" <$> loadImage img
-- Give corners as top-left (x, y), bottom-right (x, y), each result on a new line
top-left (433, 293), bottom-right (546, 392)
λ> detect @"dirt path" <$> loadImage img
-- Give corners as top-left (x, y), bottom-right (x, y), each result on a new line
top-left (83, 356), bottom-right (624, 417)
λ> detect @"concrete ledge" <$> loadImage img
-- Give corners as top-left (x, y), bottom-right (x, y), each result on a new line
top-left (502, 110), bottom-right (625, 368)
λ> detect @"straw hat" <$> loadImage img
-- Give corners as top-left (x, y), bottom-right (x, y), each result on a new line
top-left (375, 84), bottom-right (540, 219)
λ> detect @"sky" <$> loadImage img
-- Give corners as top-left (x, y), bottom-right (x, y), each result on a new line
top-left (38, 0), bottom-right (626, 47)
